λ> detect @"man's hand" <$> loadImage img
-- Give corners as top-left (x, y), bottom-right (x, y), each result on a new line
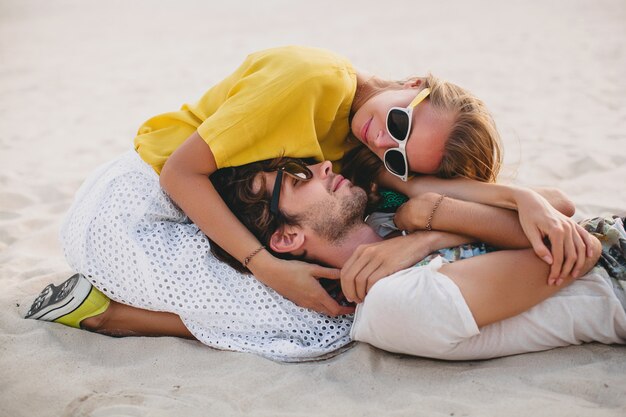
top-left (340, 234), bottom-right (435, 303)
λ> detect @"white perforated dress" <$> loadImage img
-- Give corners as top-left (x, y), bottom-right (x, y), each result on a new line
top-left (60, 151), bottom-right (353, 362)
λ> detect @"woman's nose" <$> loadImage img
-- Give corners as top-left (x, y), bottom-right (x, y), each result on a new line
top-left (372, 131), bottom-right (398, 150)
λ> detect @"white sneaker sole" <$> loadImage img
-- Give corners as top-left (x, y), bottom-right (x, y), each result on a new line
top-left (25, 274), bottom-right (93, 321)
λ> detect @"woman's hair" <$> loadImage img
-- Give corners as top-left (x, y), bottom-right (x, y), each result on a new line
top-left (340, 145), bottom-right (383, 215)
top-left (209, 157), bottom-right (316, 273)
top-left (351, 74), bottom-right (502, 183)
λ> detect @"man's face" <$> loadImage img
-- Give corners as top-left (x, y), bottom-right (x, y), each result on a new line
top-left (257, 161), bottom-right (368, 244)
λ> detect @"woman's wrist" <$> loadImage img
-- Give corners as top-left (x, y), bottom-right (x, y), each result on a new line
top-left (511, 186), bottom-right (537, 210)
top-left (415, 192), bottom-right (443, 229)
top-left (245, 249), bottom-right (279, 283)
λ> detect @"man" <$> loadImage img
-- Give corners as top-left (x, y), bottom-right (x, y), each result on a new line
top-left (27, 157), bottom-right (626, 361)
top-left (209, 157), bottom-right (626, 360)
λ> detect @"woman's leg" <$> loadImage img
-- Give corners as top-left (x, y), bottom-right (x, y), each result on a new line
top-left (82, 301), bottom-right (196, 339)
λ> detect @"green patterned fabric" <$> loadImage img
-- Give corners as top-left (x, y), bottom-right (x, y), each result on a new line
top-left (377, 189), bottom-right (409, 213)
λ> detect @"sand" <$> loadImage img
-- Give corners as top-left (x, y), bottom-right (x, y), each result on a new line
top-left (1, 0), bottom-right (625, 416)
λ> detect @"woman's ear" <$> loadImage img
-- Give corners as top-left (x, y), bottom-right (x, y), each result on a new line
top-left (402, 77), bottom-right (423, 89)
top-left (269, 225), bottom-right (305, 254)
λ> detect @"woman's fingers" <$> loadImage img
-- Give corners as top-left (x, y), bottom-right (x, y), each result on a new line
top-left (558, 223), bottom-right (577, 281)
top-left (317, 291), bottom-right (355, 316)
top-left (527, 227), bottom-right (553, 265)
top-left (546, 225), bottom-right (565, 283)
top-left (570, 224), bottom-right (588, 279)
top-left (308, 265), bottom-right (357, 316)
top-left (310, 264), bottom-right (341, 280)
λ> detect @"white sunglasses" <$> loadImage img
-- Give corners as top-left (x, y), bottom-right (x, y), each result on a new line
top-left (383, 88), bottom-right (431, 181)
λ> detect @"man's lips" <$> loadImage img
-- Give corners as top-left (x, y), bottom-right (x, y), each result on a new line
top-left (360, 117), bottom-right (373, 144)
top-left (332, 175), bottom-right (346, 192)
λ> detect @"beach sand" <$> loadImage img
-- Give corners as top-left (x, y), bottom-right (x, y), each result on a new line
top-left (1, 0), bottom-right (625, 416)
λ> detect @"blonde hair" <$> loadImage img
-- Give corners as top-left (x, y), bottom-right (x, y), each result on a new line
top-left (351, 74), bottom-right (502, 183)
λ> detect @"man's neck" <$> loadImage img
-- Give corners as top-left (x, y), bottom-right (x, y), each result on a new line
top-left (306, 224), bottom-right (383, 268)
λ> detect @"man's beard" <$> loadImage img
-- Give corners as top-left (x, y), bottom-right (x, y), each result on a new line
top-left (302, 187), bottom-right (368, 245)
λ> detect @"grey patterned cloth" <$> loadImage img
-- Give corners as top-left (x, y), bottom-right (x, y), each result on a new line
top-left (580, 216), bottom-right (626, 309)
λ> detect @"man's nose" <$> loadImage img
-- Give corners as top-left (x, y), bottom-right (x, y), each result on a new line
top-left (318, 160), bottom-right (333, 178)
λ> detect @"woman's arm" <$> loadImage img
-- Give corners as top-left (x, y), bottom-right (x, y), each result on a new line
top-left (395, 193), bottom-right (530, 249)
top-left (380, 172), bottom-right (573, 215)
top-left (160, 132), bottom-right (354, 316)
top-left (380, 171), bottom-right (593, 281)
top-left (396, 192), bottom-right (595, 281)
top-left (440, 236), bottom-right (602, 327)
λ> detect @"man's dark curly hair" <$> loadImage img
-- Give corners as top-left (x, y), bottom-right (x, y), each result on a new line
top-left (209, 156), bottom-right (317, 273)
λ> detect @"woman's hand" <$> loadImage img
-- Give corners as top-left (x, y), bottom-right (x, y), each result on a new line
top-left (340, 233), bottom-right (438, 304)
top-left (255, 257), bottom-right (355, 317)
top-left (394, 192), bottom-right (441, 232)
top-left (513, 189), bottom-right (595, 283)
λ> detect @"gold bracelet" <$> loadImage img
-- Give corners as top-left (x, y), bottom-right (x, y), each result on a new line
top-left (243, 245), bottom-right (266, 268)
top-left (425, 194), bottom-right (446, 231)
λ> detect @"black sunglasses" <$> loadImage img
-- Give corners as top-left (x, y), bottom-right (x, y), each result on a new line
top-left (270, 161), bottom-right (313, 215)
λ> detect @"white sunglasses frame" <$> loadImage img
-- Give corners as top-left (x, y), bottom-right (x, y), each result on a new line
top-left (382, 88), bottom-right (431, 182)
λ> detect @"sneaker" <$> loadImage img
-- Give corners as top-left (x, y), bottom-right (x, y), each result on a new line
top-left (25, 273), bottom-right (110, 328)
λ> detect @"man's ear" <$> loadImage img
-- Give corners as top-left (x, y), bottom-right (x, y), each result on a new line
top-left (402, 77), bottom-right (423, 89)
top-left (269, 224), bottom-right (305, 254)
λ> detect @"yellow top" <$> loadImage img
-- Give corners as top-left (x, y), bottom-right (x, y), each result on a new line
top-left (134, 46), bottom-right (358, 174)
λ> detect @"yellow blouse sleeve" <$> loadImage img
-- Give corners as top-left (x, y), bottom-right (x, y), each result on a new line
top-left (194, 46), bottom-right (357, 168)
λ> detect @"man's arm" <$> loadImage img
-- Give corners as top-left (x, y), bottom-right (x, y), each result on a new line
top-left (440, 239), bottom-right (601, 327)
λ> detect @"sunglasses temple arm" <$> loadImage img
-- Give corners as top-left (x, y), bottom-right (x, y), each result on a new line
top-left (270, 169), bottom-right (283, 214)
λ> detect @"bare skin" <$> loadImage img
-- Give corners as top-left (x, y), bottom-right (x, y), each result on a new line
top-left (82, 301), bottom-right (194, 339)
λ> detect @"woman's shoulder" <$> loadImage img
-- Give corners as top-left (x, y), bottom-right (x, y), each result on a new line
top-left (245, 46), bottom-right (355, 79)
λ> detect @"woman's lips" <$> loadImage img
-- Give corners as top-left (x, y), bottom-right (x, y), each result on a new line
top-left (360, 117), bottom-right (373, 145)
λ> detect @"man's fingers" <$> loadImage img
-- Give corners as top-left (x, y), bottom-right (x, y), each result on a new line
top-left (353, 261), bottom-right (381, 302)
top-left (340, 261), bottom-right (366, 303)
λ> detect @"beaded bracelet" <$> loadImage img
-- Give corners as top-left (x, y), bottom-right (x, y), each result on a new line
top-left (243, 245), bottom-right (266, 268)
top-left (425, 194), bottom-right (446, 231)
